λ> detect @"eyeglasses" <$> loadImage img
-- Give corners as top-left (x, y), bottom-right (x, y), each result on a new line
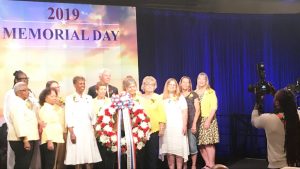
top-left (145, 83), bottom-right (155, 86)
top-left (19, 89), bottom-right (29, 92)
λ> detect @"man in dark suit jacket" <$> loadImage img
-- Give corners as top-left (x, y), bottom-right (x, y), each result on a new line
top-left (87, 68), bottom-right (118, 98)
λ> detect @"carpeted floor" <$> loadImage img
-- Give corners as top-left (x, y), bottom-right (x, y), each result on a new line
top-left (228, 158), bottom-right (268, 169)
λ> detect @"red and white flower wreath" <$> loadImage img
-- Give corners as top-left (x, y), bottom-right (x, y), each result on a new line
top-left (95, 103), bottom-right (151, 153)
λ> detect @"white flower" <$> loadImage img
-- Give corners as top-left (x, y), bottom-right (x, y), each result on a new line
top-left (132, 117), bottom-right (137, 123)
top-left (103, 125), bottom-right (112, 132)
top-left (111, 146), bottom-right (118, 152)
top-left (97, 110), bottom-right (104, 116)
top-left (137, 113), bottom-right (145, 120)
top-left (100, 135), bottom-right (109, 143)
top-left (73, 96), bottom-right (79, 102)
top-left (111, 135), bottom-right (117, 142)
top-left (131, 106), bottom-right (137, 112)
top-left (133, 136), bottom-right (138, 144)
top-left (108, 107), bottom-right (116, 115)
top-left (132, 127), bottom-right (138, 133)
top-left (121, 138), bottom-right (126, 145)
top-left (102, 116), bottom-right (111, 124)
top-left (138, 130), bottom-right (144, 138)
top-left (95, 124), bottom-right (101, 131)
top-left (136, 142), bottom-right (145, 150)
top-left (140, 122), bottom-right (148, 129)
top-left (146, 132), bottom-right (151, 140)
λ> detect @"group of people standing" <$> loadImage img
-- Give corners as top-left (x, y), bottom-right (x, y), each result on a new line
top-left (3, 69), bottom-right (220, 169)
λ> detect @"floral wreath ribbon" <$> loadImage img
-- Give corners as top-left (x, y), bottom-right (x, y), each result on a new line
top-left (111, 93), bottom-right (136, 169)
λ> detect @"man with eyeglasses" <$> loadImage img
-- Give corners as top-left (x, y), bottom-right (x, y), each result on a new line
top-left (7, 82), bottom-right (39, 169)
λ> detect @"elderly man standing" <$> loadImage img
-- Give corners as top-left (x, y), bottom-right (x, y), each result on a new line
top-left (87, 68), bottom-right (118, 98)
top-left (7, 82), bottom-right (39, 169)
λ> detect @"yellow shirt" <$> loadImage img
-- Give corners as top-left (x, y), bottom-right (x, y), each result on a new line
top-left (139, 93), bottom-right (166, 133)
top-left (8, 96), bottom-right (39, 141)
top-left (39, 103), bottom-right (65, 144)
top-left (200, 89), bottom-right (218, 117)
top-left (93, 97), bottom-right (111, 125)
top-left (93, 97), bottom-right (111, 117)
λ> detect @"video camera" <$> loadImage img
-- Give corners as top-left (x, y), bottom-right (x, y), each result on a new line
top-left (248, 63), bottom-right (276, 112)
top-left (286, 78), bottom-right (300, 95)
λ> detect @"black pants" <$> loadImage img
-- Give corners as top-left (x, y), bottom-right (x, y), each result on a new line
top-left (40, 143), bottom-right (57, 169)
top-left (143, 132), bottom-right (159, 169)
top-left (9, 140), bottom-right (35, 169)
top-left (94, 142), bottom-right (116, 169)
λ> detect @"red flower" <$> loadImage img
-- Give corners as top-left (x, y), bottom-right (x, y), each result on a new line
top-left (101, 123), bottom-right (106, 128)
top-left (135, 117), bottom-right (141, 124)
top-left (121, 146), bottom-right (127, 153)
top-left (97, 116), bottom-right (103, 123)
top-left (105, 109), bottom-right (111, 116)
top-left (105, 142), bottom-right (111, 148)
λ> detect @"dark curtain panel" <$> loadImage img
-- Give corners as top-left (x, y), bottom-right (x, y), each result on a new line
top-left (136, 8), bottom-right (300, 159)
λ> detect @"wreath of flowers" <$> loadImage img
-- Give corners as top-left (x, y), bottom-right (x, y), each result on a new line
top-left (95, 93), bottom-right (151, 154)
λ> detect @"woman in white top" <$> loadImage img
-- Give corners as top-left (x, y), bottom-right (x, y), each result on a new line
top-left (64, 76), bottom-right (102, 169)
top-left (39, 88), bottom-right (64, 169)
top-left (159, 78), bottom-right (189, 169)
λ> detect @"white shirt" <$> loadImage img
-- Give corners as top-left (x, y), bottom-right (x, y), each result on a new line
top-left (7, 96), bottom-right (39, 141)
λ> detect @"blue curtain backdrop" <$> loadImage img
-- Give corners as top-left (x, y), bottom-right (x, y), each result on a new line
top-left (136, 8), bottom-right (300, 159)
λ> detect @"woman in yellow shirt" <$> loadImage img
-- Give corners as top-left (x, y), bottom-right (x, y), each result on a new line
top-left (139, 76), bottom-right (166, 169)
top-left (45, 80), bottom-right (66, 169)
top-left (195, 72), bottom-right (219, 169)
top-left (39, 88), bottom-right (64, 169)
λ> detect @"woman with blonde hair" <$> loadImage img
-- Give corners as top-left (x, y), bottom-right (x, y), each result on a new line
top-left (195, 72), bottom-right (219, 169)
top-left (159, 78), bottom-right (189, 169)
top-left (139, 76), bottom-right (166, 169)
top-left (122, 76), bottom-right (140, 102)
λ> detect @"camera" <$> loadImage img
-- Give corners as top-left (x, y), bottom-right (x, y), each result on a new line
top-left (248, 63), bottom-right (276, 112)
top-left (286, 78), bottom-right (300, 95)
top-left (248, 63), bottom-right (275, 96)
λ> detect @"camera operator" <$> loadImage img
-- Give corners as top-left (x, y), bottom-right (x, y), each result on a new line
top-left (251, 89), bottom-right (300, 168)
